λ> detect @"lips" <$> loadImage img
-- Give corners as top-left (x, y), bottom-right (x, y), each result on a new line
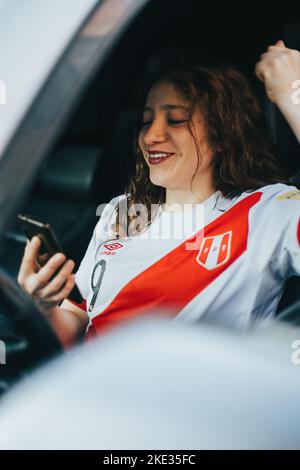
top-left (148, 152), bottom-right (175, 165)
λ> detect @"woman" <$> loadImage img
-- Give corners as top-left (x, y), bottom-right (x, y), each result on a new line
top-left (17, 41), bottom-right (300, 347)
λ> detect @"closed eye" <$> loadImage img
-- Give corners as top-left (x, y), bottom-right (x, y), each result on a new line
top-left (168, 119), bottom-right (187, 125)
top-left (141, 119), bottom-right (187, 127)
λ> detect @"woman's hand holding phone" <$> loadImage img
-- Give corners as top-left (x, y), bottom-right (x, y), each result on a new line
top-left (17, 236), bottom-right (76, 314)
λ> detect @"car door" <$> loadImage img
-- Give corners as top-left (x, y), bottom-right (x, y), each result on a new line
top-left (0, 0), bottom-right (148, 240)
top-left (0, 0), bottom-right (149, 392)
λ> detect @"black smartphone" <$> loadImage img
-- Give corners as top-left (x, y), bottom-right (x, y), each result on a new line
top-left (18, 214), bottom-right (62, 257)
top-left (18, 214), bottom-right (83, 305)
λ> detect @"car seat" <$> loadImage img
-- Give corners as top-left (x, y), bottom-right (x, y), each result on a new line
top-left (0, 145), bottom-right (123, 278)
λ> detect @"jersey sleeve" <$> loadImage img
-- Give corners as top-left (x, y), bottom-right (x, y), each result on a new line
top-left (74, 227), bottom-right (98, 302)
top-left (67, 194), bottom-right (127, 310)
top-left (272, 189), bottom-right (300, 278)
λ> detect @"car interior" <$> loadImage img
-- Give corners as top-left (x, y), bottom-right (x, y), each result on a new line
top-left (0, 1), bottom-right (299, 392)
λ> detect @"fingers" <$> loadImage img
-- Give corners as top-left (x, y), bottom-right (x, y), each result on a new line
top-left (255, 41), bottom-right (290, 82)
top-left (274, 39), bottom-right (286, 48)
top-left (18, 236), bottom-right (41, 284)
top-left (39, 259), bottom-right (75, 298)
top-left (255, 61), bottom-right (270, 82)
top-left (38, 274), bottom-right (76, 308)
top-left (255, 49), bottom-right (275, 82)
top-left (255, 40), bottom-right (300, 104)
top-left (17, 235), bottom-right (77, 312)
top-left (23, 252), bottom-right (66, 296)
top-left (268, 40), bottom-right (286, 51)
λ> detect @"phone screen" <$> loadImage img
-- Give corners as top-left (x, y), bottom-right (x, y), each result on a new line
top-left (18, 214), bottom-right (84, 305)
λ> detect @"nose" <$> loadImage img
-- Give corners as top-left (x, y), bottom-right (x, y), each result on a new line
top-left (143, 117), bottom-right (167, 147)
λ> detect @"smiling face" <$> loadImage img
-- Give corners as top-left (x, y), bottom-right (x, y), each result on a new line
top-left (138, 80), bottom-right (215, 197)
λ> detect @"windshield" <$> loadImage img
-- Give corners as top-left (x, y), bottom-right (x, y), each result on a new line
top-left (0, 0), bottom-right (99, 159)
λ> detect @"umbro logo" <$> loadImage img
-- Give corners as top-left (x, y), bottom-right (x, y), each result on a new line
top-left (103, 242), bottom-right (124, 251)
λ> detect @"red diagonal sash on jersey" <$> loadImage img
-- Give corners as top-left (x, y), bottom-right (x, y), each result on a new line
top-left (90, 192), bottom-right (262, 336)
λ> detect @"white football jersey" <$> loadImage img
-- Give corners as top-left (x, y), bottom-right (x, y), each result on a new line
top-left (68, 183), bottom-right (300, 337)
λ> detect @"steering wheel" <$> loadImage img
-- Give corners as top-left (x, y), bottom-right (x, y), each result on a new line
top-left (0, 267), bottom-right (63, 395)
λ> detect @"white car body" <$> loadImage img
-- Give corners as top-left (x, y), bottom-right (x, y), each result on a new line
top-left (0, 0), bottom-right (99, 158)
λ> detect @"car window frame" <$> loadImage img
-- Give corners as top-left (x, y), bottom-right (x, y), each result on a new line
top-left (0, 0), bottom-right (149, 250)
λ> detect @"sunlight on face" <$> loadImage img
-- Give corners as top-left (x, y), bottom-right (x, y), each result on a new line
top-left (138, 80), bottom-right (214, 191)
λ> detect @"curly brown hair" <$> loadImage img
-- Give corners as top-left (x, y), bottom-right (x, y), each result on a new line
top-left (114, 50), bottom-right (287, 238)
